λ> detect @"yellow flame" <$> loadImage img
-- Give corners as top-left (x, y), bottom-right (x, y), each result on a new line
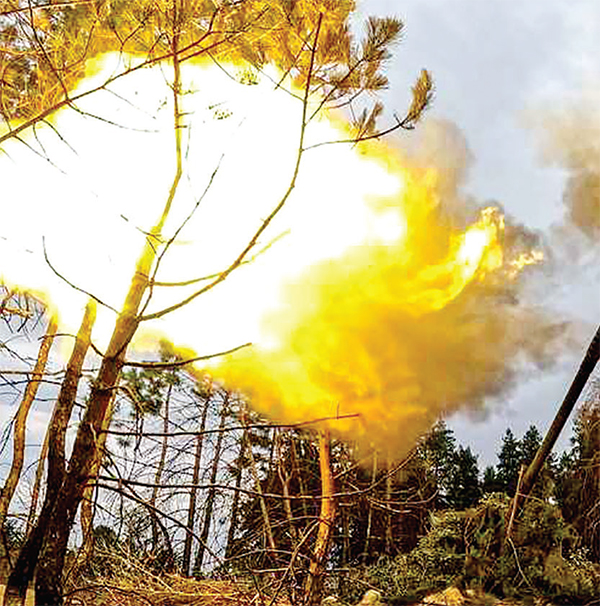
top-left (0, 52), bottom-right (544, 458)
top-left (400, 206), bottom-right (504, 313)
top-left (508, 249), bottom-right (544, 277)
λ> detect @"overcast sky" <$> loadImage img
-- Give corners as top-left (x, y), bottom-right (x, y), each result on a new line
top-left (353, 0), bottom-right (599, 464)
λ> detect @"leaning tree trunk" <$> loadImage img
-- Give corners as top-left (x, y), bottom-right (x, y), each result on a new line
top-left (0, 315), bottom-right (57, 585)
top-left (304, 430), bottom-right (335, 606)
top-left (3, 302), bottom-right (94, 606)
top-left (520, 323), bottom-right (600, 497)
top-left (32, 250), bottom-right (155, 606)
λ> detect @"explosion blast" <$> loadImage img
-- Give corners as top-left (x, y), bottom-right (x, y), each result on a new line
top-left (0, 53), bottom-right (560, 458)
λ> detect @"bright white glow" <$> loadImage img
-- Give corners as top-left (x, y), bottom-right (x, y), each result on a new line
top-left (0, 53), bottom-right (405, 359)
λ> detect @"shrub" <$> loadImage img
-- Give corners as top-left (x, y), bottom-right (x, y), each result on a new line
top-left (343, 493), bottom-right (600, 604)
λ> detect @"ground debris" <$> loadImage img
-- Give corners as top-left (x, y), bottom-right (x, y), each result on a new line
top-left (64, 573), bottom-right (291, 606)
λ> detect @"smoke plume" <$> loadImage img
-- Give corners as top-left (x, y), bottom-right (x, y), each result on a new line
top-left (213, 119), bottom-right (567, 458)
top-left (527, 92), bottom-right (600, 240)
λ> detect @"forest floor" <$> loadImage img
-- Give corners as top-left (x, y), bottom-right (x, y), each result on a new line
top-left (0, 578), bottom-right (559, 606)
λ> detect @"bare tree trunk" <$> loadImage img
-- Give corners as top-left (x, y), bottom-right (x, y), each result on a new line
top-left (27, 427), bottom-right (50, 533)
top-left (363, 452), bottom-right (377, 559)
top-left (0, 315), bottom-right (57, 583)
top-left (71, 392), bottom-right (118, 580)
top-left (291, 438), bottom-right (309, 521)
top-left (304, 430), bottom-right (335, 605)
top-left (385, 456), bottom-right (393, 555)
top-left (225, 427), bottom-right (246, 561)
top-left (74, 331), bottom-right (117, 576)
top-left (74, 482), bottom-right (97, 577)
top-left (521, 324), bottom-right (600, 497)
top-left (150, 384), bottom-right (172, 555)
top-left (33, 234), bottom-right (156, 606)
top-left (182, 395), bottom-right (210, 575)
top-left (4, 302), bottom-right (94, 606)
top-left (194, 393), bottom-right (229, 574)
top-left (244, 410), bottom-right (276, 558)
top-left (277, 431), bottom-right (299, 547)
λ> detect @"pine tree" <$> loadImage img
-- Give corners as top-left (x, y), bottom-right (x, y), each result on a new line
top-left (419, 420), bottom-right (457, 508)
top-left (448, 446), bottom-right (481, 510)
top-left (520, 425), bottom-right (542, 467)
top-left (520, 424), bottom-right (556, 499)
top-left (496, 428), bottom-right (522, 496)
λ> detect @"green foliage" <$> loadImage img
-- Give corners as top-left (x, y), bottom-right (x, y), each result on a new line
top-left (347, 493), bottom-right (600, 604)
top-left (3, 517), bottom-right (25, 549)
top-left (555, 386), bottom-right (600, 562)
top-left (496, 429), bottom-right (522, 496)
top-left (482, 465), bottom-right (502, 494)
top-left (120, 344), bottom-right (182, 416)
top-left (418, 420), bottom-right (457, 508)
top-left (520, 425), bottom-right (542, 466)
top-left (448, 446), bottom-right (481, 510)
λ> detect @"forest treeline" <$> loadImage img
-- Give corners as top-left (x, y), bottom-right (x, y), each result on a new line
top-left (2, 323), bottom-right (599, 604)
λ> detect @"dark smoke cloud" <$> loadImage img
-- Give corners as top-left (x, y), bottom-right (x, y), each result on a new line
top-left (527, 92), bottom-right (600, 240)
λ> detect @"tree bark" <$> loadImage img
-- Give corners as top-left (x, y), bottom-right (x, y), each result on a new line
top-left (4, 303), bottom-right (94, 606)
top-left (363, 452), bottom-right (377, 559)
top-left (304, 430), bottom-right (335, 605)
top-left (521, 324), bottom-right (600, 497)
top-left (224, 427), bottom-right (247, 561)
top-left (194, 393), bottom-right (229, 574)
top-left (150, 383), bottom-right (172, 555)
top-left (33, 280), bottom-right (143, 605)
top-left (182, 394), bottom-right (210, 575)
top-left (277, 431), bottom-right (299, 547)
top-left (244, 410), bottom-right (277, 558)
top-left (27, 425), bottom-right (50, 534)
top-left (0, 315), bottom-right (57, 586)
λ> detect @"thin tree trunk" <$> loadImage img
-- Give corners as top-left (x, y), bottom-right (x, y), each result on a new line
top-left (74, 332), bottom-right (117, 576)
top-left (277, 431), bottom-right (299, 546)
top-left (182, 395), bottom-right (210, 575)
top-left (3, 302), bottom-right (95, 606)
top-left (194, 393), bottom-right (229, 574)
top-left (385, 456), bottom-right (393, 555)
top-left (71, 388), bottom-right (117, 580)
top-left (521, 324), bottom-right (600, 497)
top-left (27, 427), bottom-right (50, 533)
top-left (74, 483), bottom-right (97, 576)
top-left (225, 427), bottom-right (246, 561)
top-left (150, 383), bottom-right (172, 554)
top-left (291, 438), bottom-right (309, 521)
top-left (0, 316), bottom-right (57, 583)
top-left (304, 430), bottom-right (335, 605)
top-left (363, 452), bottom-right (377, 559)
top-left (244, 409), bottom-right (276, 557)
top-left (34, 216), bottom-right (158, 606)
